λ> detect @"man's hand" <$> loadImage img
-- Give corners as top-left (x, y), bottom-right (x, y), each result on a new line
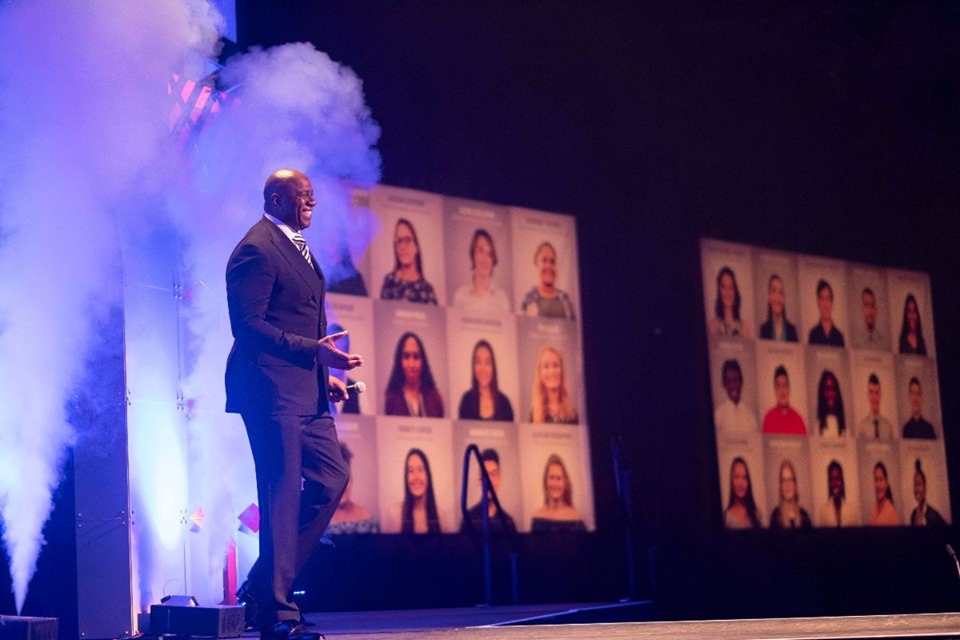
top-left (317, 331), bottom-right (364, 370)
top-left (328, 375), bottom-right (349, 403)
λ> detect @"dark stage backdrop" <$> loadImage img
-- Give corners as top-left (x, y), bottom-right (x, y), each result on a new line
top-left (235, 0), bottom-right (960, 619)
top-left (6, 1), bottom-right (960, 629)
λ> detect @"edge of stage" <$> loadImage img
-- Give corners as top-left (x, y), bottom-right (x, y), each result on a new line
top-left (258, 604), bottom-right (960, 640)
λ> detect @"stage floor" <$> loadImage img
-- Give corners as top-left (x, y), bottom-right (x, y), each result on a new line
top-left (248, 605), bottom-right (960, 640)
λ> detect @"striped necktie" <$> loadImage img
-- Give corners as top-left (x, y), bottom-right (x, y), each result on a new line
top-left (291, 232), bottom-right (313, 267)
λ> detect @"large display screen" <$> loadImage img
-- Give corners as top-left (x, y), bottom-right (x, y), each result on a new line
top-left (701, 239), bottom-right (949, 529)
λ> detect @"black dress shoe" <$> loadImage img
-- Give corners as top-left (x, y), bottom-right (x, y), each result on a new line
top-left (235, 580), bottom-right (261, 631)
top-left (260, 620), bottom-right (325, 640)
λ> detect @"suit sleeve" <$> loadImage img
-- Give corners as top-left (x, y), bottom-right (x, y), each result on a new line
top-left (227, 242), bottom-right (316, 369)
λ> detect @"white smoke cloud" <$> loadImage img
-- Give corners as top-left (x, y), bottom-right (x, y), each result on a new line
top-left (0, 0), bottom-right (380, 612)
top-left (171, 39), bottom-right (380, 602)
top-left (0, 0), bottom-right (223, 613)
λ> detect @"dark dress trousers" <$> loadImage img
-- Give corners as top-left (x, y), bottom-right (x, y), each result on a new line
top-left (226, 217), bottom-right (348, 627)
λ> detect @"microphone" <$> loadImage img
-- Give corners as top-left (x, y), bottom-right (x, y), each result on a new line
top-left (947, 544), bottom-right (960, 581)
top-left (345, 381), bottom-right (366, 394)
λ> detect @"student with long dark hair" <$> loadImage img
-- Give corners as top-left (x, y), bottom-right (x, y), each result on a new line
top-left (458, 340), bottom-right (514, 421)
top-left (815, 370), bottom-right (846, 437)
top-left (384, 332), bottom-right (444, 417)
top-left (759, 274), bottom-right (797, 342)
top-left (724, 457), bottom-right (762, 529)
top-left (708, 266), bottom-right (752, 338)
top-left (868, 461), bottom-right (900, 526)
top-left (401, 448), bottom-right (441, 534)
top-left (898, 294), bottom-right (927, 355)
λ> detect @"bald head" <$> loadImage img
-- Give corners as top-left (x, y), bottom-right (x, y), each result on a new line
top-left (263, 169), bottom-right (315, 231)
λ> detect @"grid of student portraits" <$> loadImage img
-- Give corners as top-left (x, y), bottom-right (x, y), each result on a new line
top-left (701, 239), bottom-right (950, 531)
top-left (309, 183), bottom-right (594, 536)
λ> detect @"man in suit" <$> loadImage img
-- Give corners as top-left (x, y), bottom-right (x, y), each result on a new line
top-left (226, 169), bottom-right (363, 640)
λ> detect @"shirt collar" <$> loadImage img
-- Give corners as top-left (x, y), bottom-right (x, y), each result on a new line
top-left (264, 213), bottom-right (301, 243)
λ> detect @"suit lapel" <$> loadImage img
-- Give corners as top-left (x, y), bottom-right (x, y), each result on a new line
top-left (263, 220), bottom-right (325, 300)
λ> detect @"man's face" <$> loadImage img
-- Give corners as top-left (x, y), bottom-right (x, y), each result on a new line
top-left (914, 472), bottom-right (927, 504)
top-left (723, 367), bottom-right (742, 404)
top-left (861, 291), bottom-right (877, 331)
top-left (909, 382), bottom-right (922, 415)
top-left (275, 173), bottom-right (315, 231)
top-left (774, 373), bottom-right (790, 408)
top-left (818, 286), bottom-right (834, 322)
top-left (867, 382), bottom-right (881, 414)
